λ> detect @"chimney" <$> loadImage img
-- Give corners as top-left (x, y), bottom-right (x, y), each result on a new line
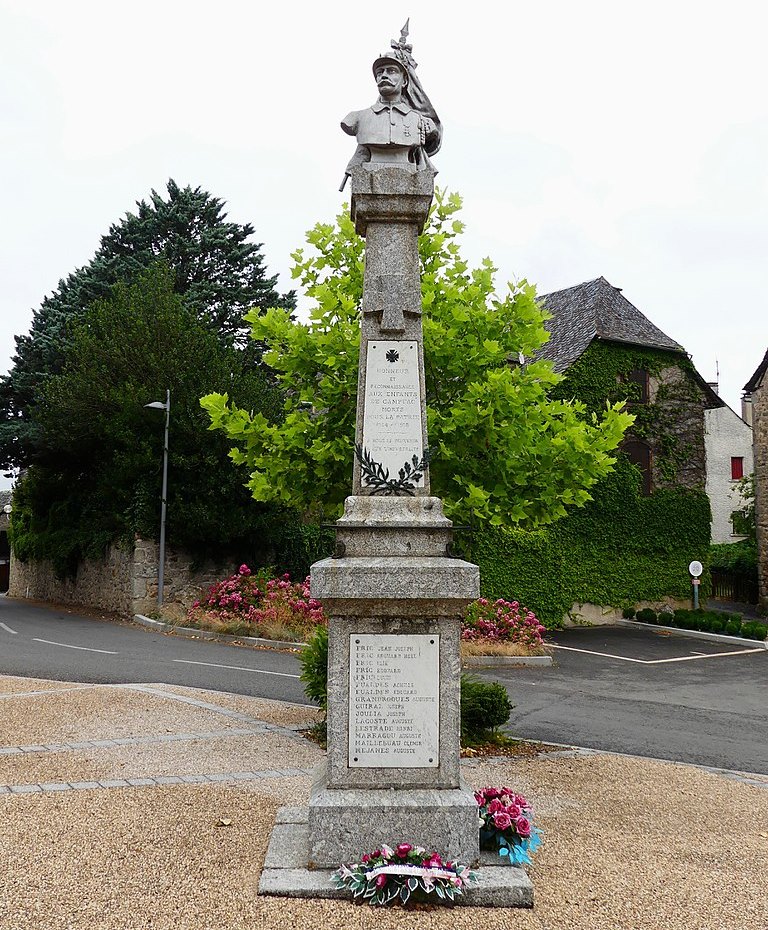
top-left (706, 381), bottom-right (719, 396)
top-left (742, 393), bottom-right (753, 426)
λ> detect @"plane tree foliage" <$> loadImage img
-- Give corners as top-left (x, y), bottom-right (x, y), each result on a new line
top-left (202, 192), bottom-right (634, 528)
top-left (0, 179), bottom-right (294, 471)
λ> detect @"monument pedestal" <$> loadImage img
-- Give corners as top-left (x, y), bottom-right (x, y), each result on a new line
top-left (306, 495), bottom-right (480, 865)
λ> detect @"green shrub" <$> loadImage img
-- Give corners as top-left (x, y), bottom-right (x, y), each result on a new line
top-left (709, 540), bottom-right (758, 577)
top-left (725, 619), bottom-right (742, 636)
top-left (460, 675), bottom-right (513, 746)
top-left (742, 621), bottom-right (768, 641)
top-left (674, 610), bottom-right (694, 629)
top-left (729, 613), bottom-right (743, 627)
top-left (657, 610), bottom-right (675, 626)
top-left (635, 608), bottom-right (657, 623)
top-left (622, 607), bottom-right (636, 619)
top-left (300, 625), bottom-right (329, 710)
top-left (709, 617), bottom-right (725, 634)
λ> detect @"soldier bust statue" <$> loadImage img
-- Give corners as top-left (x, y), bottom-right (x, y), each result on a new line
top-left (340, 21), bottom-right (442, 190)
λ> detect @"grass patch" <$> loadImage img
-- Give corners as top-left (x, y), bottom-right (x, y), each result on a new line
top-left (460, 641), bottom-right (551, 658)
top-left (164, 611), bottom-right (312, 643)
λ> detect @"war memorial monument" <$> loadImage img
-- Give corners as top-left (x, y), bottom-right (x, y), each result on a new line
top-left (259, 24), bottom-right (535, 907)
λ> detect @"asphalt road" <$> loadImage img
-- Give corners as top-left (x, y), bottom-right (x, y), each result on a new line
top-left (484, 625), bottom-right (768, 774)
top-left (0, 596), bottom-right (309, 704)
top-left (2, 597), bottom-right (767, 773)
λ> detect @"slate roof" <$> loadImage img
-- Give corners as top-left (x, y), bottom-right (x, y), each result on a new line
top-left (744, 348), bottom-right (768, 394)
top-left (0, 490), bottom-right (11, 508)
top-left (538, 276), bottom-right (685, 373)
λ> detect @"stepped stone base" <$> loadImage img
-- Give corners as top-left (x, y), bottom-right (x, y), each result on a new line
top-left (259, 806), bottom-right (534, 908)
top-left (307, 763), bottom-right (479, 867)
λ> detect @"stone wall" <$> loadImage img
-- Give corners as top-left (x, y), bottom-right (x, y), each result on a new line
top-left (131, 539), bottom-right (229, 617)
top-left (8, 538), bottom-right (233, 618)
top-left (9, 543), bottom-right (135, 615)
top-left (753, 374), bottom-right (768, 611)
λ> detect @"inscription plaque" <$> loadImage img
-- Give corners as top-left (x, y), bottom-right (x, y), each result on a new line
top-left (361, 341), bottom-right (423, 484)
top-left (349, 633), bottom-right (439, 768)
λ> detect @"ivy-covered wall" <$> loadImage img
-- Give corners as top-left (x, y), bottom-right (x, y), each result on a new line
top-left (469, 341), bottom-right (713, 624)
top-left (552, 341), bottom-right (710, 490)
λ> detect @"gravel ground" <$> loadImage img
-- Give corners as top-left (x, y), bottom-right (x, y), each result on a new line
top-left (0, 686), bottom-right (250, 745)
top-left (1, 674), bottom-right (766, 929)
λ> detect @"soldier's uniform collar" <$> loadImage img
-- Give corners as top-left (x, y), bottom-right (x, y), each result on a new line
top-left (371, 99), bottom-right (412, 114)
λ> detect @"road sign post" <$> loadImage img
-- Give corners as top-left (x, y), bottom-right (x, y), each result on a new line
top-left (689, 560), bottom-right (703, 610)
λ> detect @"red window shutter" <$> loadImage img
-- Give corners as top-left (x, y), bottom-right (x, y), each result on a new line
top-left (731, 457), bottom-right (744, 480)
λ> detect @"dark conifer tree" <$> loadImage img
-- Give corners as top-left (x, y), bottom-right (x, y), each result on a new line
top-left (0, 180), bottom-right (294, 470)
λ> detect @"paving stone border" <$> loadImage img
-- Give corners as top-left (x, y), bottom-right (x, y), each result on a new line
top-left (0, 685), bottom-right (99, 700)
top-left (472, 742), bottom-right (768, 791)
top-left (0, 767), bottom-right (314, 795)
top-left (119, 684), bottom-right (310, 740)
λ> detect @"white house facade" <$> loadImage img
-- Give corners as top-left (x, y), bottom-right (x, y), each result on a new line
top-left (704, 403), bottom-right (753, 543)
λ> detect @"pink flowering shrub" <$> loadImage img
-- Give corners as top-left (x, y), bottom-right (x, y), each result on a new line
top-left (461, 597), bottom-right (545, 647)
top-left (187, 566), bottom-right (326, 641)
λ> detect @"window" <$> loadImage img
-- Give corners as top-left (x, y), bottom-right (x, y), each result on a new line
top-left (619, 369), bottom-right (649, 404)
top-left (731, 457), bottom-right (744, 480)
top-left (622, 439), bottom-right (652, 495)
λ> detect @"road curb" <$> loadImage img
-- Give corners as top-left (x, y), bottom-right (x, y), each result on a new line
top-left (614, 618), bottom-right (768, 649)
top-left (462, 655), bottom-right (553, 668)
top-left (132, 615), bottom-right (553, 665)
top-left (132, 615), bottom-right (306, 652)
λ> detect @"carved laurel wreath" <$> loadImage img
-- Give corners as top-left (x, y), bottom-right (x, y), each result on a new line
top-left (355, 444), bottom-right (431, 496)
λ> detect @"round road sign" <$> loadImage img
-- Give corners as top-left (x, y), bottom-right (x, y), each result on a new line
top-left (689, 560), bottom-right (703, 578)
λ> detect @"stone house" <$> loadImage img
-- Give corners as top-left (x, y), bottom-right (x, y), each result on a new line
top-left (704, 401), bottom-right (753, 543)
top-left (743, 348), bottom-right (768, 611)
top-left (539, 276), bottom-right (723, 499)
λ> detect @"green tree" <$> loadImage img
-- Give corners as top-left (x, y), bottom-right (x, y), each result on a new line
top-left (11, 264), bottom-right (286, 577)
top-left (0, 179), bottom-right (294, 471)
top-left (730, 474), bottom-right (756, 542)
top-left (202, 192), bottom-right (633, 528)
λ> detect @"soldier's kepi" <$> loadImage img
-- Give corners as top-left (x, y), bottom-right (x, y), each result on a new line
top-left (340, 19), bottom-right (442, 190)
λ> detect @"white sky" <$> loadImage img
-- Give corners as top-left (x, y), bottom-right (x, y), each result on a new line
top-left (2, 0), bottom-right (766, 491)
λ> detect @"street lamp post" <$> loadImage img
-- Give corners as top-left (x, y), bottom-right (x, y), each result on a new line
top-left (145, 390), bottom-right (170, 608)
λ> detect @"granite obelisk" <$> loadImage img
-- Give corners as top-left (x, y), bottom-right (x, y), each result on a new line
top-left (306, 23), bottom-right (480, 868)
